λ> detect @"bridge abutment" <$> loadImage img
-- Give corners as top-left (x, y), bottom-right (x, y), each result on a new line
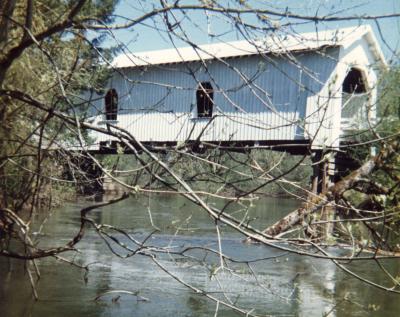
top-left (63, 153), bottom-right (104, 195)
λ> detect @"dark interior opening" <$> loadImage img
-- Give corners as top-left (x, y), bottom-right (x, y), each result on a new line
top-left (105, 88), bottom-right (118, 120)
top-left (196, 82), bottom-right (214, 118)
top-left (342, 68), bottom-right (366, 94)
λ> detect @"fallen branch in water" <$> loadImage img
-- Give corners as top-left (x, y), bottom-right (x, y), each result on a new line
top-left (261, 140), bottom-right (397, 237)
top-left (94, 290), bottom-right (150, 302)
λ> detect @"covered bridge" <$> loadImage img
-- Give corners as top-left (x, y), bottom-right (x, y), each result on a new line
top-left (85, 25), bottom-right (386, 154)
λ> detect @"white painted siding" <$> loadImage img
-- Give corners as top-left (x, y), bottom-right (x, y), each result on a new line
top-left (88, 48), bottom-right (342, 147)
top-left (339, 35), bottom-right (379, 135)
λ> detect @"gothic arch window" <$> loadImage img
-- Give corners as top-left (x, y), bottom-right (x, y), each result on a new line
top-left (341, 68), bottom-right (369, 127)
top-left (196, 82), bottom-right (214, 118)
top-left (105, 88), bottom-right (118, 120)
top-left (342, 68), bottom-right (367, 94)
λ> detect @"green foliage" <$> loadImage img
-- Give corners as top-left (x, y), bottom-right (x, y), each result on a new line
top-left (161, 150), bottom-right (311, 197)
top-left (0, 0), bottom-right (119, 210)
top-left (376, 67), bottom-right (400, 135)
top-left (96, 149), bottom-right (312, 198)
top-left (341, 67), bottom-right (400, 249)
top-left (344, 67), bottom-right (400, 163)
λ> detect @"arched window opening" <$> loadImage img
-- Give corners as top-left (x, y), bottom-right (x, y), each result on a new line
top-left (341, 68), bottom-right (369, 130)
top-left (196, 82), bottom-right (214, 118)
top-left (105, 89), bottom-right (118, 120)
top-left (342, 68), bottom-right (367, 94)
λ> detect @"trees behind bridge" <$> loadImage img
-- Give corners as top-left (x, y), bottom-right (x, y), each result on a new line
top-left (0, 0), bottom-right (399, 314)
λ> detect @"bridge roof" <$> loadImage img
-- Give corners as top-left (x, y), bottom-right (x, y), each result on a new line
top-left (112, 25), bottom-right (386, 69)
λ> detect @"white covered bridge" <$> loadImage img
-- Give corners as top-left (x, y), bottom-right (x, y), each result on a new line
top-left (85, 25), bottom-right (385, 154)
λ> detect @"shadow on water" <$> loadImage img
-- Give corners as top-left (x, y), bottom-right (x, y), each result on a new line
top-left (1, 194), bottom-right (399, 316)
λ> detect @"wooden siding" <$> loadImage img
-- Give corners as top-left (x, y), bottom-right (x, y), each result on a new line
top-left (88, 48), bottom-right (343, 147)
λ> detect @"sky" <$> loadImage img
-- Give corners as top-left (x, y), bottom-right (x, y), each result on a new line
top-left (104, 0), bottom-right (400, 63)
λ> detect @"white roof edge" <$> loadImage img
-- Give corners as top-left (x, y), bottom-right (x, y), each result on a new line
top-left (362, 25), bottom-right (388, 69)
top-left (112, 26), bottom-right (386, 68)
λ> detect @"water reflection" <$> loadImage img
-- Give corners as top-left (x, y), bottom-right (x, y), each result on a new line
top-left (0, 195), bottom-right (399, 316)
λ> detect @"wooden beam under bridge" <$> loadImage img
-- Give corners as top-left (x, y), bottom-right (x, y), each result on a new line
top-left (91, 139), bottom-right (313, 156)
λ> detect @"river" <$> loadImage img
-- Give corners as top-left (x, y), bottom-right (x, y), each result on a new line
top-left (1, 195), bottom-right (399, 316)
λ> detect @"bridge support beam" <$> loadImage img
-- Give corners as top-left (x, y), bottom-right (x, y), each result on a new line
top-left (310, 150), bottom-right (336, 238)
top-left (310, 148), bottom-right (362, 238)
top-left (311, 150), bottom-right (331, 195)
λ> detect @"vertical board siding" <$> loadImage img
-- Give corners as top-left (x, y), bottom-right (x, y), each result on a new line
top-left (89, 48), bottom-right (341, 145)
